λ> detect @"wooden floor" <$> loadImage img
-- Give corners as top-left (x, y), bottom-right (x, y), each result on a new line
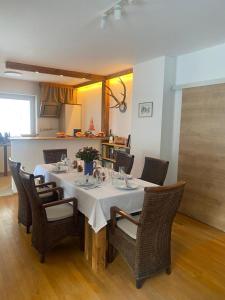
top-left (1, 184), bottom-right (225, 299)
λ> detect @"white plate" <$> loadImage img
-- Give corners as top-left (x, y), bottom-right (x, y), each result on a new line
top-left (115, 183), bottom-right (139, 190)
top-left (52, 169), bottom-right (67, 174)
top-left (75, 178), bottom-right (96, 187)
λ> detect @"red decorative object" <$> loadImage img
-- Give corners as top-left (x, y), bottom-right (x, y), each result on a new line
top-left (88, 118), bottom-right (95, 131)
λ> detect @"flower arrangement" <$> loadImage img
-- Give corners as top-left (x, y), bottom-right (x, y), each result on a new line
top-left (76, 147), bottom-right (100, 163)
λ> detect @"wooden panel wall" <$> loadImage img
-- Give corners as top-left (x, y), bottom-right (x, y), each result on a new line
top-left (178, 84), bottom-right (225, 231)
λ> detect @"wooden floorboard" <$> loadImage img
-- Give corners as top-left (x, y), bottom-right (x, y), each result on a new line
top-left (0, 189), bottom-right (225, 299)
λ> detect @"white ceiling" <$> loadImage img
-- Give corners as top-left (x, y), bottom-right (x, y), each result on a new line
top-left (1, 0), bottom-right (225, 84)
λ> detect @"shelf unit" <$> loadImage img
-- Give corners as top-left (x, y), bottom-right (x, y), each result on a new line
top-left (101, 142), bottom-right (130, 168)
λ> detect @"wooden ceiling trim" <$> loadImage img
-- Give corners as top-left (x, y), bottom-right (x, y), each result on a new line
top-left (74, 68), bottom-right (133, 89)
top-left (5, 61), bottom-right (105, 81)
top-left (73, 80), bottom-right (99, 89)
top-left (105, 68), bottom-right (133, 80)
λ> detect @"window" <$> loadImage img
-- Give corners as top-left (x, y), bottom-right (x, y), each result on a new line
top-left (0, 93), bottom-right (36, 137)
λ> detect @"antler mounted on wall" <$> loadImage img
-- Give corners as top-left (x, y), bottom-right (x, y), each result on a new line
top-left (105, 77), bottom-right (127, 113)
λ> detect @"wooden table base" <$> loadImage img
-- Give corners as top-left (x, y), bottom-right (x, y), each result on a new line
top-left (84, 217), bottom-right (107, 272)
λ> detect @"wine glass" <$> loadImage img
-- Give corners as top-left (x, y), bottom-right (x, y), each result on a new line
top-left (61, 154), bottom-right (67, 164)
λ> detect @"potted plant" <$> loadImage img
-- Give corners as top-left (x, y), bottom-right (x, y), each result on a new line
top-left (76, 147), bottom-right (100, 175)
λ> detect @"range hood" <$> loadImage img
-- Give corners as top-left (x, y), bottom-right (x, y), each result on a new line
top-left (39, 82), bottom-right (77, 118)
top-left (40, 102), bottom-right (61, 118)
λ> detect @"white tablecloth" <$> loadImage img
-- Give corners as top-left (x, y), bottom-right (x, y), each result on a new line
top-left (34, 164), bottom-right (157, 232)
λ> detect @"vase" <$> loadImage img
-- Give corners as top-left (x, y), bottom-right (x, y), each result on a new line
top-left (84, 161), bottom-right (94, 175)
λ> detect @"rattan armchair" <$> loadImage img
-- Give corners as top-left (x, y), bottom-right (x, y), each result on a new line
top-left (114, 151), bottom-right (134, 174)
top-left (140, 156), bottom-right (169, 185)
top-left (108, 181), bottom-right (186, 288)
top-left (20, 168), bottom-right (80, 263)
top-left (43, 149), bottom-right (67, 164)
top-left (9, 158), bottom-right (60, 233)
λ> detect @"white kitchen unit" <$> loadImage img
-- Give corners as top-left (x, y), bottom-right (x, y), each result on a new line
top-left (59, 104), bottom-right (82, 136)
top-left (10, 136), bottom-right (103, 192)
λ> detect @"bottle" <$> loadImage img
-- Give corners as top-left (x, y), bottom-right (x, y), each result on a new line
top-left (109, 129), bottom-right (114, 144)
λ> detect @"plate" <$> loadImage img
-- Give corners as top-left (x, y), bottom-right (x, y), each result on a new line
top-left (75, 178), bottom-right (96, 187)
top-left (115, 183), bottom-right (139, 190)
top-left (52, 169), bottom-right (67, 174)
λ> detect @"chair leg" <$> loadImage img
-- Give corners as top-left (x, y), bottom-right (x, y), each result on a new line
top-left (166, 265), bottom-right (171, 275)
top-left (108, 243), bottom-right (116, 263)
top-left (136, 279), bottom-right (144, 289)
top-left (40, 253), bottom-right (45, 263)
top-left (26, 225), bottom-right (30, 234)
top-left (79, 234), bottom-right (84, 251)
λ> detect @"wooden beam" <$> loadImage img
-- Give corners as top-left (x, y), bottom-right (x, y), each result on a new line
top-left (74, 68), bottom-right (134, 89)
top-left (101, 80), bottom-right (110, 135)
top-left (106, 68), bottom-right (133, 80)
top-left (73, 80), bottom-right (99, 89)
top-left (5, 61), bottom-right (105, 81)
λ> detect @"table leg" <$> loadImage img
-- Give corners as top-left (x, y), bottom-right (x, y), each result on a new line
top-left (3, 145), bottom-right (8, 177)
top-left (84, 217), bottom-right (92, 262)
top-left (92, 227), bottom-right (106, 272)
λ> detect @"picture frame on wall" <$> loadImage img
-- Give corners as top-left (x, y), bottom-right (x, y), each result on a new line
top-left (138, 102), bottom-right (153, 118)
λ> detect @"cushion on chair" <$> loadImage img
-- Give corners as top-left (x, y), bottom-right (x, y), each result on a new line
top-left (36, 186), bottom-right (54, 198)
top-left (45, 203), bottom-right (73, 221)
top-left (117, 214), bottom-right (140, 240)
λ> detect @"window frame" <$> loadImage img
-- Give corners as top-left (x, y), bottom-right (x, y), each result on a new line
top-left (0, 93), bottom-right (36, 136)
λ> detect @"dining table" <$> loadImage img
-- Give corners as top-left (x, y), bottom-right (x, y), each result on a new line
top-left (34, 164), bottom-right (157, 271)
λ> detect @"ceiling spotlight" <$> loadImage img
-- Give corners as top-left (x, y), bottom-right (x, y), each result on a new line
top-left (114, 4), bottom-right (122, 20)
top-left (100, 13), bottom-right (107, 29)
top-left (59, 74), bottom-right (64, 77)
top-left (4, 71), bottom-right (22, 77)
top-left (35, 71), bottom-right (39, 74)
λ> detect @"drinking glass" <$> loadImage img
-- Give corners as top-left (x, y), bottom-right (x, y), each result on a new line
top-left (119, 166), bottom-right (125, 179)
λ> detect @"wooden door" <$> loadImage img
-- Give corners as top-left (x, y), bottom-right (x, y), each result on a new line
top-left (178, 84), bottom-right (225, 231)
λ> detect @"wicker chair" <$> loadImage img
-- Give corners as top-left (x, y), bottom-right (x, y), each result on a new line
top-left (20, 168), bottom-right (80, 263)
top-left (8, 158), bottom-right (60, 233)
top-left (140, 156), bottom-right (169, 185)
top-left (114, 151), bottom-right (134, 174)
top-left (43, 149), bottom-right (67, 164)
top-left (108, 181), bottom-right (186, 288)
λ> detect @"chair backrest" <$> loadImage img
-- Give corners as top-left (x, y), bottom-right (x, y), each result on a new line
top-left (19, 168), bottom-right (43, 213)
top-left (8, 158), bottom-right (28, 202)
top-left (135, 181), bottom-right (186, 274)
top-left (43, 149), bottom-right (67, 164)
top-left (114, 151), bottom-right (134, 174)
top-left (140, 156), bottom-right (169, 185)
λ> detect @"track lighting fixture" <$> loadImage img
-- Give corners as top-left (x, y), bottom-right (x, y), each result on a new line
top-left (100, 0), bottom-right (135, 29)
top-left (100, 13), bottom-right (107, 29)
top-left (114, 4), bottom-right (122, 20)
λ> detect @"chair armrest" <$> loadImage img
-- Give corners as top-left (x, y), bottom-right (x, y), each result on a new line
top-left (35, 181), bottom-right (56, 188)
top-left (110, 206), bottom-right (140, 233)
top-left (42, 197), bottom-right (77, 208)
top-left (34, 174), bottom-right (45, 183)
top-left (37, 186), bottom-right (64, 200)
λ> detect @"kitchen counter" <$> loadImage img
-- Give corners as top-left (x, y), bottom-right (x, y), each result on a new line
top-left (10, 137), bottom-right (103, 183)
top-left (10, 136), bottom-right (104, 141)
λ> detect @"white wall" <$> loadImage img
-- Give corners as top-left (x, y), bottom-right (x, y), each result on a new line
top-left (176, 43), bottom-right (225, 86)
top-left (0, 77), bottom-right (59, 172)
top-left (77, 84), bottom-right (102, 132)
top-left (77, 79), bottom-right (133, 137)
top-left (131, 57), bottom-right (166, 178)
top-left (109, 78), bottom-right (133, 138)
top-left (0, 77), bottom-right (59, 136)
top-left (160, 57), bottom-right (177, 183)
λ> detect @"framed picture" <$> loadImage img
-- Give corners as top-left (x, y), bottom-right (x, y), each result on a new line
top-left (138, 102), bottom-right (153, 118)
